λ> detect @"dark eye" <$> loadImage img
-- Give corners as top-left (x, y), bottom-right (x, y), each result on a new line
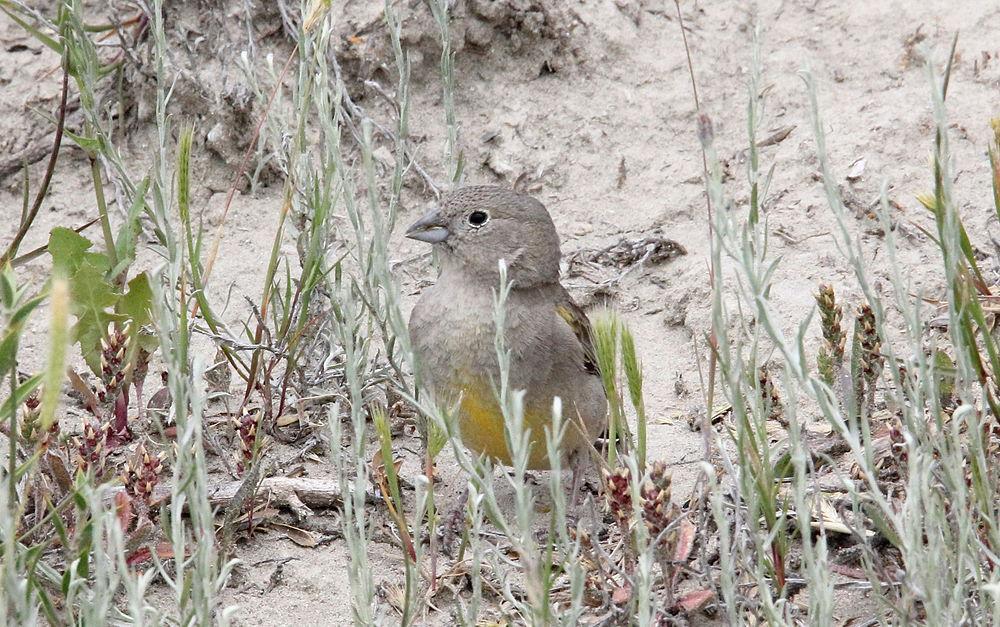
top-left (467, 210), bottom-right (489, 227)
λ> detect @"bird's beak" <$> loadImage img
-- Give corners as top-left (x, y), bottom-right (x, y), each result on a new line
top-left (405, 208), bottom-right (450, 244)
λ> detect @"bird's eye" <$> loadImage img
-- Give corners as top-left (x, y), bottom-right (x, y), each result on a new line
top-left (467, 210), bottom-right (489, 227)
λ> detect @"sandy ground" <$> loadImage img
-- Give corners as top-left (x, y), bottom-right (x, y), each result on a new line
top-left (3, 0), bottom-right (1000, 624)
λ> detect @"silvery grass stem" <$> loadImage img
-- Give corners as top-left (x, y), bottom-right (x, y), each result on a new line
top-left (147, 2), bottom-right (237, 621)
top-left (702, 120), bottom-right (791, 621)
top-left (544, 406), bottom-right (587, 626)
top-left (698, 24), bottom-right (839, 621)
top-left (457, 485), bottom-right (487, 624)
top-left (383, 0), bottom-right (413, 214)
top-left (0, 484), bottom-right (39, 626)
top-left (327, 278), bottom-right (378, 625)
top-left (492, 260), bottom-right (550, 623)
top-left (694, 36), bottom-right (1000, 623)
top-left (429, 0), bottom-right (462, 185)
top-left (703, 462), bottom-right (737, 624)
top-left (373, 405), bottom-right (421, 626)
top-left (801, 62), bottom-right (948, 619)
top-left (238, 2), bottom-right (434, 621)
top-left (148, 152), bottom-right (237, 626)
top-left (0, 265), bottom-right (50, 622)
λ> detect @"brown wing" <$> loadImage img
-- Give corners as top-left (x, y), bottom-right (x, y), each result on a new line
top-left (554, 292), bottom-right (601, 377)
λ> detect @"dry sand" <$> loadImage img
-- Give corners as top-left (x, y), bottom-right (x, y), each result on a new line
top-left (3, 0), bottom-right (1000, 624)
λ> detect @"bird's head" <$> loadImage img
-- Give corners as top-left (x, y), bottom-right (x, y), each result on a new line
top-left (405, 186), bottom-right (562, 288)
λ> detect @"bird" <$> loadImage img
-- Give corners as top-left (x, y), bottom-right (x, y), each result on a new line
top-left (406, 185), bottom-right (607, 478)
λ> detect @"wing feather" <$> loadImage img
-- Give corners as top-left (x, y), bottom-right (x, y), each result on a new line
top-left (554, 293), bottom-right (600, 377)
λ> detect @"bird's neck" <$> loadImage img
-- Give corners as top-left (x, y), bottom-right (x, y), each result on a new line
top-left (438, 253), bottom-right (558, 291)
top-left (439, 267), bottom-right (553, 293)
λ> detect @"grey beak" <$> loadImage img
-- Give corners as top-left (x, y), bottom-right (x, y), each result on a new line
top-left (405, 208), bottom-right (450, 244)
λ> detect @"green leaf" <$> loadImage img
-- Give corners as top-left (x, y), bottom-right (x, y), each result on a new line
top-left (0, 330), bottom-right (18, 375)
top-left (71, 477), bottom-right (87, 509)
top-left (772, 451), bottom-right (795, 479)
top-left (69, 259), bottom-right (121, 373)
top-left (0, 293), bottom-right (45, 374)
top-left (33, 573), bottom-right (60, 626)
top-left (0, 266), bottom-right (14, 308)
top-left (10, 293), bottom-right (45, 328)
top-left (933, 349), bottom-right (957, 404)
top-left (76, 546), bottom-right (89, 579)
top-left (83, 252), bottom-right (110, 274)
top-left (862, 501), bottom-right (902, 550)
top-left (15, 449), bottom-right (44, 480)
top-left (111, 177), bottom-right (149, 279)
top-left (0, 373), bottom-right (43, 419)
top-left (121, 273), bottom-right (153, 327)
top-left (121, 273), bottom-right (157, 352)
top-left (48, 227), bottom-right (94, 275)
top-left (0, 5), bottom-right (62, 53)
top-left (60, 567), bottom-right (72, 597)
top-left (50, 502), bottom-right (70, 554)
top-left (61, 129), bottom-right (102, 154)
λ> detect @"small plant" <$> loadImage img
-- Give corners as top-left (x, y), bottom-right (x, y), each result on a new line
top-left (600, 461), bottom-right (708, 618)
top-left (604, 466), bottom-right (634, 528)
top-left (122, 442), bottom-right (166, 512)
top-left (757, 366), bottom-right (784, 424)
top-left (851, 302), bottom-right (884, 417)
top-left (815, 283), bottom-right (846, 386)
top-left (232, 408), bottom-right (264, 476)
top-left (814, 291), bottom-right (887, 428)
top-left (592, 312), bottom-right (647, 467)
top-left (50, 225), bottom-right (157, 462)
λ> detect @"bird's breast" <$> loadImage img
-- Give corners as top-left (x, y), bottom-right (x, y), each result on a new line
top-left (410, 284), bottom-right (498, 388)
top-left (409, 282), bottom-right (605, 469)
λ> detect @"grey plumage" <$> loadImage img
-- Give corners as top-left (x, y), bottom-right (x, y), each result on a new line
top-left (407, 186), bottom-right (607, 469)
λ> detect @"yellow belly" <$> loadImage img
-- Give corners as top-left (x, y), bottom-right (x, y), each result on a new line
top-left (458, 384), bottom-right (571, 470)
